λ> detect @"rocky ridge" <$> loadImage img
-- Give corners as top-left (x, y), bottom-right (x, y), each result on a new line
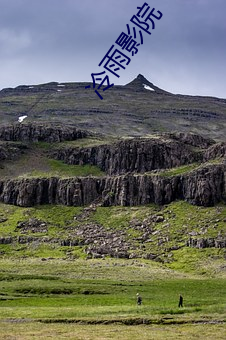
top-left (0, 163), bottom-right (225, 207)
top-left (0, 123), bottom-right (90, 143)
top-left (52, 137), bottom-right (203, 175)
top-left (0, 124), bottom-right (225, 208)
top-left (1, 74), bottom-right (226, 140)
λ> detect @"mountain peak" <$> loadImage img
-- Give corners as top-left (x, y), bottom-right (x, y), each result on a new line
top-left (137, 73), bottom-right (147, 80)
top-left (124, 74), bottom-right (171, 94)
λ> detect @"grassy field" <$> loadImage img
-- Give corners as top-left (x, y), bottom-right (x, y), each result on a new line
top-left (0, 322), bottom-right (225, 340)
top-left (0, 199), bottom-right (225, 338)
top-left (0, 258), bottom-right (225, 339)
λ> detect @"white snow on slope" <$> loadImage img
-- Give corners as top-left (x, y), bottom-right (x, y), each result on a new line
top-left (143, 84), bottom-right (155, 91)
top-left (18, 115), bottom-right (27, 123)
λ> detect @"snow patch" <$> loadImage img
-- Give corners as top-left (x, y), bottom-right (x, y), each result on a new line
top-left (29, 86), bottom-right (34, 89)
top-left (18, 115), bottom-right (27, 123)
top-left (143, 84), bottom-right (155, 91)
top-left (57, 89), bottom-right (62, 92)
top-left (57, 84), bottom-right (65, 87)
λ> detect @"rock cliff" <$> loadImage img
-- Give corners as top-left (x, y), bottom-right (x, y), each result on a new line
top-left (52, 138), bottom-right (203, 175)
top-left (0, 164), bottom-right (225, 207)
top-left (164, 132), bottom-right (215, 149)
top-left (0, 125), bottom-right (225, 208)
top-left (0, 123), bottom-right (90, 142)
top-left (204, 142), bottom-right (226, 160)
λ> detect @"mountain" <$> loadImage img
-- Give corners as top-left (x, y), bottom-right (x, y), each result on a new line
top-left (0, 85), bottom-right (225, 266)
top-left (0, 74), bottom-right (226, 140)
top-left (0, 74), bottom-right (225, 331)
top-left (124, 74), bottom-right (171, 94)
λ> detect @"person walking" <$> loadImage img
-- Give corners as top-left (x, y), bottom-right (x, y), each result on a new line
top-left (136, 293), bottom-right (142, 306)
top-left (178, 294), bottom-right (183, 308)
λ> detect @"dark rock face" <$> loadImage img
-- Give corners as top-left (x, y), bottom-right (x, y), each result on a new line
top-left (181, 165), bottom-right (226, 205)
top-left (0, 237), bottom-right (13, 244)
top-left (204, 142), bottom-right (226, 160)
top-left (0, 142), bottom-right (28, 161)
top-left (187, 237), bottom-right (226, 249)
top-left (165, 132), bottom-right (215, 149)
top-left (0, 124), bottom-right (90, 142)
top-left (52, 138), bottom-right (202, 175)
top-left (0, 128), bottom-right (225, 208)
top-left (0, 164), bottom-right (225, 207)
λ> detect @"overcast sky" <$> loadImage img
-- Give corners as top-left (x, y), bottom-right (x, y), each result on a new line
top-left (0, 0), bottom-right (225, 98)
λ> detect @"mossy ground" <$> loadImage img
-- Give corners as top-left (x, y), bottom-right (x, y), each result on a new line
top-left (0, 201), bottom-right (225, 276)
top-left (148, 158), bottom-right (224, 177)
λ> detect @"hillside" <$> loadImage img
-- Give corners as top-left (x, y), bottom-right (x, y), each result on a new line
top-left (0, 87), bottom-right (225, 335)
top-left (0, 74), bottom-right (226, 140)
top-left (0, 124), bottom-right (226, 207)
top-left (0, 124), bottom-right (225, 266)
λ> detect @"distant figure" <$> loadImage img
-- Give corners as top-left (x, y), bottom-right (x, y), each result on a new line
top-left (136, 293), bottom-right (142, 306)
top-left (178, 294), bottom-right (183, 308)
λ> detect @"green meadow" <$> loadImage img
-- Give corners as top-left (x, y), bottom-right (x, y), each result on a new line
top-left (0, 200), bottom-right (225, 338)
top-left (0, 257), bottom-right (225, 339)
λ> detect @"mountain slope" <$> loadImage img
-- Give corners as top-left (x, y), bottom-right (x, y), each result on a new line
top-left (0, 126), bottom-right (225, 208)
top-left (0, 75), bottom-right (226, 140)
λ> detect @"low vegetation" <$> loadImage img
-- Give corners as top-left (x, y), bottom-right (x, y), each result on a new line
top-left (0, 322), bottom-right (225, 340)
top-left (0, 142), bottom-right (105, 179)
top-left (23, 159), bottom-right (105, 178)
top-left (157, 163), bottom-right (200, 177)
top-left (0, 201), bottom-right (225, 276)
top-left (0, 257), bottom-right (225, 339)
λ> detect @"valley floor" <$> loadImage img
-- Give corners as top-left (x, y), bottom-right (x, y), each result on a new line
top-left (0, 322), bottom-right (225, 340)
top-left (0, 257), bottom-right (225, 339)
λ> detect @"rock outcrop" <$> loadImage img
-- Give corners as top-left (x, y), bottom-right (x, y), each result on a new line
top-left (52, 138), bottom-right (203, 175)
top-left (187, 237), bottom-right (226, 249)
top-left (0, 142), bottom-right (28, 161)
top-left (204, 142), bottom-right (226, 160)
top-left (0, 127), bottom-right (225, 208)
top-left (0, 164), bottom-right (225, 207)
top-left (0, 123), bottom-right (90, 142)
top-left (164, 132), bottom-right (215, 149)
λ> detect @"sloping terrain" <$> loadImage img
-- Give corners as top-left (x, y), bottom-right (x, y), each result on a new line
top-left (0, 78), bottom-right (226, 337)
top-left (0, 74), bottom-right (226, 140)
top-left (0, 201), bottom-right (225, 272)
top-left (0, 125), bottom-right (225, 208)
top-left (0, 124), bottom-right (225, 264)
